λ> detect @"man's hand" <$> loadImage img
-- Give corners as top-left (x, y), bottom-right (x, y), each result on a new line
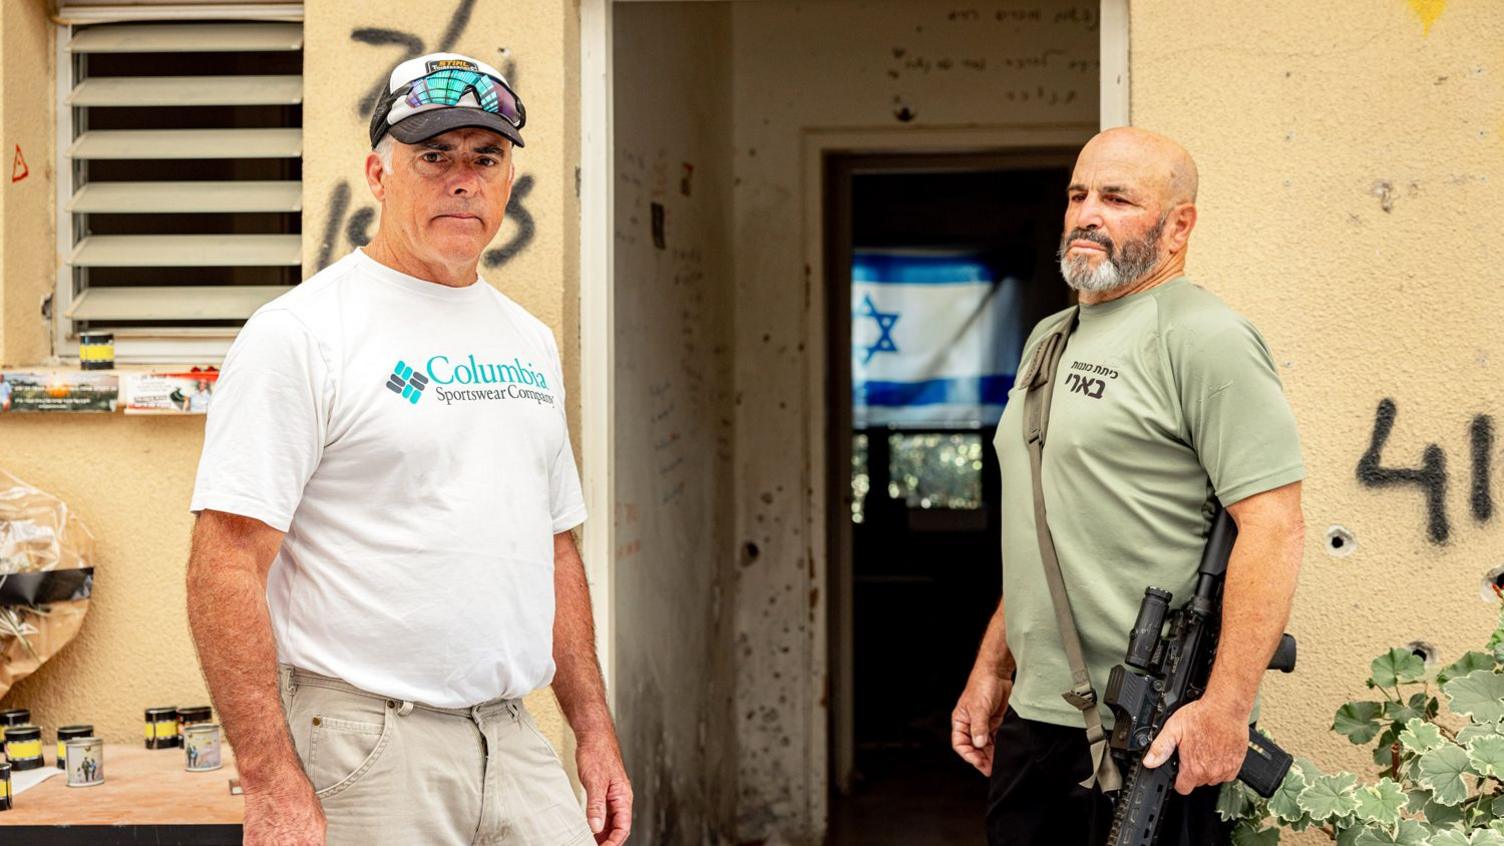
top-left (241, 776), bottom-right (326, 846)
top-left (951, 672), bottom-right (1013, 776)
top-left (1142, 697), bottom-right (1250, 795)
top-left (577, 733), bottom-right (632, 845)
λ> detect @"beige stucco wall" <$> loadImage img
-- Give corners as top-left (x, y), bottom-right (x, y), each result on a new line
top-left (1130, 0), bottom-right (1504, 804)
top-left (0, 0), bottom-right (581, 754)
top-left (1, 0), bottom-right (53, 368)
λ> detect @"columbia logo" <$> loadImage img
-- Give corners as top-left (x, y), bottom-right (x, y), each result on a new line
top-left (386, 360), bottom-right (429, 404)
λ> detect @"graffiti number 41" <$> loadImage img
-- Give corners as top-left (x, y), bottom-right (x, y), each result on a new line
top-left (1357, 398), bottom-right (1495, 545)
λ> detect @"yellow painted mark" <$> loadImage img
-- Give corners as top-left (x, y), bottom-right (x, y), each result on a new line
top-left (1406, 0), bottom-right (1447, 35)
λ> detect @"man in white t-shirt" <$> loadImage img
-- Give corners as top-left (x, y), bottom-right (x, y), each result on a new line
top-left (187, 53), bottom-right (631, 846)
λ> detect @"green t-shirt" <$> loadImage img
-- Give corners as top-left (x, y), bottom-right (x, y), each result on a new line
top-left (994, 276), bottom-right (1304, 728)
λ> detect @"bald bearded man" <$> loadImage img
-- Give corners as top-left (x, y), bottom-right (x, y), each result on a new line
top-left (951, 128), bottom-right (1305, 845)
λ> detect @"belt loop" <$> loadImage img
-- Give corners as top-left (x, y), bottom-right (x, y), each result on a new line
top-left (279, 664), bottom-right (296, 694)
top-left (397, 700), bottom-right (414, 717)
top-left (508, 701), bottom-right (519, 721)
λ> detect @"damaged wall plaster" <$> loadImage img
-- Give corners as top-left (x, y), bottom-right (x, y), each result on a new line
top-left (613, 4), bottom-right (739, 843)
top-left (729, 2), bottom-right (1097, 840)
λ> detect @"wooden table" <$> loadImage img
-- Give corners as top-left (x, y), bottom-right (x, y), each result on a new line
top-left (0, 743), bottom-right (243, 844)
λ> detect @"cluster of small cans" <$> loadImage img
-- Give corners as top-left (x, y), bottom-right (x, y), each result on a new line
top-left (0, 704), bottom-right (224, 810)
top-left (148, 705), bottom-right (224, 773)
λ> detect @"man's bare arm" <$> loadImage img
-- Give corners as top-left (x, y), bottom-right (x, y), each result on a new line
top-left (1204, 480), bottom-right (1305, 718)
top-left (952, 598), bottom-right (1016, 775)
top-left (1143, 481), bottom-right (1304, 792)
top-left (551, 530), bottom-right (632, 845)
top-left (550, 530), bottom-right (612, 737)
top-left (186, 509), bottom-right (323, 844)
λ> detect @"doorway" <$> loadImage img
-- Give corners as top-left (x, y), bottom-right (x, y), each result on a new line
top-left (825, 152), bottom-right (1075, 844)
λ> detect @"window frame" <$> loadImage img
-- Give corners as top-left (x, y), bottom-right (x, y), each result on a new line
top-left (51, 3), bottom-right (305, 365)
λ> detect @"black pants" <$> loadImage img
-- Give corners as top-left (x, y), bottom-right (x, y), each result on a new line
top-left (986, 708), bottom-right (1230, 846)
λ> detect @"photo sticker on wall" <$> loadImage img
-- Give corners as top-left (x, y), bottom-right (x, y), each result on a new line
top-left (386, 361), bottom-right (429, 405)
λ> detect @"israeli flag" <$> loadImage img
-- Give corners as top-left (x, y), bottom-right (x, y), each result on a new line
top-left (852, 250), bottom-right (1025, 429)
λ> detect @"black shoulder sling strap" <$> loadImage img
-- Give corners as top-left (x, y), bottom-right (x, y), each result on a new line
top-left (1017, 307), bottom-right (1123, 792)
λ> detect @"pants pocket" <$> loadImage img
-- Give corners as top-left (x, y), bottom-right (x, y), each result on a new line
top-left (518, 705), bottom-right (561, 763)
top-left (291, 686), bottom-right (393, 801)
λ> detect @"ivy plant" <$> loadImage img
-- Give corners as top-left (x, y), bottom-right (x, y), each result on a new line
top-left (1221, 604), bottom-right (1504, 845)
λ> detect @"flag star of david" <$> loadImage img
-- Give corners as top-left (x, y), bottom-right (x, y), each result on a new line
top-left (857, 294), bottom-right (900, 365)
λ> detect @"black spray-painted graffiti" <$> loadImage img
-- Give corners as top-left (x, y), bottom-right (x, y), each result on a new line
top-left (315, 0), bottom-right (535, 271)
top-left (1356, 398), bottom-right (1495, 544)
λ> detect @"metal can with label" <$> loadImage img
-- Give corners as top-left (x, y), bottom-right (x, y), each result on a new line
top-left (56, 725), bottom-right (93, 769)
top-left (0, 761), bottom-right (12, 811)
top-left (184, 723), bottom-right (222, 772)
top-left (65, 737), bottom-right (104, 787)
top-left (0, 709), bottom-right (30, 728)
top-left (3, 726), bottom-right (43, 771)
top-left (79, 332), bottom-right (115, 370)
top-left (145, 707), bottom-right (179, 749)
top-left (177, 705), bottom-right (212, 739)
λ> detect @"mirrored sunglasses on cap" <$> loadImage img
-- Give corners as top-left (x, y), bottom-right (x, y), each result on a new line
top-left (406, 69), bottom-right (524, 127)
top-left (370, 67), bottom-right (526, 146)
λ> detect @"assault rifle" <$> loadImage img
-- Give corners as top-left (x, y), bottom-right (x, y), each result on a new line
top-left (1102, 505), bottom-right (1298, 846)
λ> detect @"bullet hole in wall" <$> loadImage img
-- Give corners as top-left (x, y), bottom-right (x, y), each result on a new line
top-left (1406, 640), bottom-right (1439, 667)
top-left (1326, 525), bottom-right (1356, 557)
top-left (1480, 565), bottom-right (1504, 602)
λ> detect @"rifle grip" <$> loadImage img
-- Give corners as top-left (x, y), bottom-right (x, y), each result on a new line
top-left (1238, 727), bottom-right (1292, 798)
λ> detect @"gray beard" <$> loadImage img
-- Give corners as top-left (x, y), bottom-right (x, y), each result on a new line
top-left (1057, 220), bottom-right (1164, 294)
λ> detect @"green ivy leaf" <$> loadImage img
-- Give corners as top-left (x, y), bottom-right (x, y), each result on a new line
top-left (1270, 767), bottom-right (1311, 823)
top-left (1372, 648), bottom-right (1427, 687)
top-left (1445, 670), bottom-right (1504, 724)
top-left (1351, 777), bottom-right (1407, 828)
top-left (1217, 780), bottom-right (1256, 822)
top-left (1459, 719), bottom-right (1504, 745)
top-left (1469, 734), bottom-right (1504, 778)
top-left (1439, 832), bottom-right (1504, 846)
top-left (1421, 795), bottom-right (1465, 826)
top-left (1230, 821), bottom-right (1281, 846)
top-left (1351, 819), bottom-right (1427, 845)
top-left (1400, 718), bottom-right (1448, 755)
top-left (1439, 651), bottom-right (1496, 686)
top-left (1300, 772), bottom-right (1362, 819)
top-left (1386, 702), bottom-right (1425, 725)
top-left (1472, 794), bottom-right (1501, 828)
top-left (1336, 701), bottom-right (1386, 745)
top-left (1416, 744), bottom-right (1473, 805)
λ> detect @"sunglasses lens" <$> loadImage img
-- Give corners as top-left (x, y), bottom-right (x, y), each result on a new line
top-left (405, 70), bottom-right (522, 127)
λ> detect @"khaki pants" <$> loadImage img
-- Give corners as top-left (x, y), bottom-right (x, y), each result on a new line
top-left (277, 665), bottom-right (594, 846)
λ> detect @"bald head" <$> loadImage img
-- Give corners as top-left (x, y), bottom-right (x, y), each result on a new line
top-left (1076, 127), bottom-right (1198, 208)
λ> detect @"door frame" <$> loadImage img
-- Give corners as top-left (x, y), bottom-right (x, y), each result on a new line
top-left (808, 128), bottom-right (1098, 800)
top-left (577, 0), bottom-right (1130, 825)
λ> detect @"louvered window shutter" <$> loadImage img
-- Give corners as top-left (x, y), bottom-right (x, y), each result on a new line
top-left (57, 18), bottom-right (303, 358)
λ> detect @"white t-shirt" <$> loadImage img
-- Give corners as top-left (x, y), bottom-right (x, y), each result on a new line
top-left (190, 249), bottom-right (586, 708)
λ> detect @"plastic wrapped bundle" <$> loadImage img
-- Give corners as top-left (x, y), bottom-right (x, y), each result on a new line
top-left (0, 468), bottom-right (95, 699)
